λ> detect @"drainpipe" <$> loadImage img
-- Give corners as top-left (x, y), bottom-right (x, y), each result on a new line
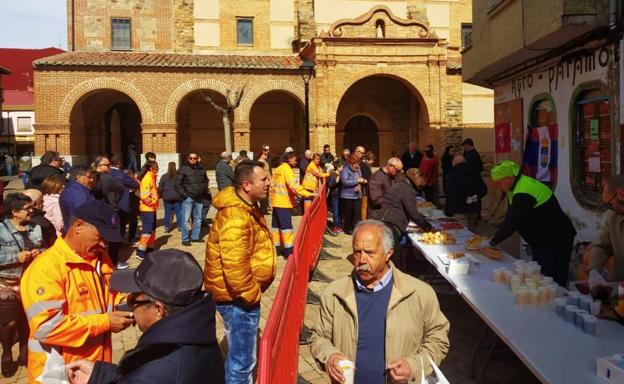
top-left (71, 0), bottom-right (76, 51)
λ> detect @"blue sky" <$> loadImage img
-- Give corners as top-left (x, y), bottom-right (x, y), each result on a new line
top-left (0, 0), bottom-right (67, 49)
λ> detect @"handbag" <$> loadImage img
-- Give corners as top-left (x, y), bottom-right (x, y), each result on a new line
top-left (420, 355), bottom-right (450, 384)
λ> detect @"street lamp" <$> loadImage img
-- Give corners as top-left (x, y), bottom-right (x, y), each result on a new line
top-left (299, 58), bottom-right (314, 150)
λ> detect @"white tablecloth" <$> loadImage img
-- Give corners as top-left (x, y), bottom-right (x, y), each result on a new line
top-left (408, 228), bottom-right (624, 384)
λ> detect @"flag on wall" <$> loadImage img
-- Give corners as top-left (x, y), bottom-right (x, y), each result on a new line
top-left (495, 122), bottom-right (511, 153)
top-left (522, 124), bottom-right (558, 186)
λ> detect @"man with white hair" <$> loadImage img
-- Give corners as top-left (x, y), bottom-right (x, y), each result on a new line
top-left (367, 157), bottom-right (403, 220)
top-left (310, 220), bottom-right (449, 384)
top-left (299, 149), bottom-right (313, 182)
top-left (216, 151), bottom-right (234, 191)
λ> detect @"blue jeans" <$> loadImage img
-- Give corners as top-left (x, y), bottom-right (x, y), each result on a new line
top-left (330, 196), bottom-right (342, 228)
top-left (163, 200), bottom-right (182, 231)
top-left (181, 197), bottom-right (202, 241)
top-left (216, 303), bottom-right (260, 384)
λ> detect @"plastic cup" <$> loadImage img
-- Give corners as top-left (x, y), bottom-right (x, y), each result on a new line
top-left (529, 288), bottom-right (540, 305)
top-left (582, 314), bottom-right (597, 335)
top-left (554, 298), bottom-right (566, 315)
top-left (564, 305), bottom-right (578, 323)
top-left (542, 276), bottom-right (554, 285)
top-left (538, 287), bottom-right (549, 303)
top-left (338, 360), bottom-right (355, 384)
top-left (510, 276), bottom-right (521, 293)
top-left (493, 268), bottom-right (504, 283)
top-left (567, 291), bottom-right (581, 306)
top-left (515, 287), bottom-right (528, 306)
top-left (575, 309), bottom-right (588, 327)
top-left (591, 300), bottom-right (602, 316)
top-left (547, 284), bottom-right (557, 301)
top-left (526, 281), bottom-right (537, 291)
top-left (579, 295), bottom-right (592, 312)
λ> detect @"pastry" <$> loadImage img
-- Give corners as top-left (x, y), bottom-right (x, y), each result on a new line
top-left (483, 246), bottom-right (503, 260)
top-left (420, 231), bottom-right (456, 245)
top-left (447, 252), bottom-right (465, 259)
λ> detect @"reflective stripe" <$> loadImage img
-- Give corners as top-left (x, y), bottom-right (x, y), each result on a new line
top-left (279, 229), bottom-right (294, 234)
top-left (26, 300), bottom-right (64, 321)
top-left (34, 311), bottom-right (64, 340)
top-left (273, 190), bottom-right (290, 196)
top-left (28, 339), bottom-right (49, 353)
top-left (78, 309), bottom-right (101, 317)
top-left (107, 303), bottom-right (113, 313)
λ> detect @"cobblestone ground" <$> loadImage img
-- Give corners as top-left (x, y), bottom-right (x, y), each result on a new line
top-left (0, 176), bottom-right (538, 384)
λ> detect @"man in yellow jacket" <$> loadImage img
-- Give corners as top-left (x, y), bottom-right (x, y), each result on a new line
top-left (20, 200), bottom-right (134, 383)
top-left (205, 160), bottom-right (276, 384)
top-left (270, 152), bottom-right (314, 257)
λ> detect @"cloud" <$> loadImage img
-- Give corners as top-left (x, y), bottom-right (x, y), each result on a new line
top-left (0, 0), bottom-right (67, 49)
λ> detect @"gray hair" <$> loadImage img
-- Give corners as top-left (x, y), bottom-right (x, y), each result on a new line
top-left (221, 151), bottom-right (232, 159)
top-left (386, 157), bottom-right (403, 169)
top-left (353, 219), bottom-right (394, 254)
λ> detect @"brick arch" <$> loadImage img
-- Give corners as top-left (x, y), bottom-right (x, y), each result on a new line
top-left (59, 78), bottom-right (154, 123)
top-left (333, 71), bottom-right (430, 125)
top-left (164, 79), bottom-right (233, 123)
top-left (237, 80), bottom-right (306, 123)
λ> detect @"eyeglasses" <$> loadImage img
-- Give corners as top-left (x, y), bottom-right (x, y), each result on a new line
top-left (604, 192), bottom-right (618, 210)
top-left (127, 293), bottom-right (154, 310)
top-left (263, 148), bottom-right (270, 152)
top-left (188, 157), bottom-right (198, 160)
top-left (18, 206), bottom-right (34, 212)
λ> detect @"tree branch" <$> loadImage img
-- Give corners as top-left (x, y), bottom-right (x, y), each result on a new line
top-left (200, 90), bottom-right (228, 114)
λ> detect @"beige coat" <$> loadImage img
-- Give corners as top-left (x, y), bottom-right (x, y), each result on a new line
top-left (310, 265), bottom-right (450, 381)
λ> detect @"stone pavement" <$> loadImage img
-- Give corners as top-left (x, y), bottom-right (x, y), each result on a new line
top-left (0, 176), bottom-right (539, 383)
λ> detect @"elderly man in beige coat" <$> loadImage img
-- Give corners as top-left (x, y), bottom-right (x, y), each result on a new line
top-left (310, 220), bottom-right (449, 384)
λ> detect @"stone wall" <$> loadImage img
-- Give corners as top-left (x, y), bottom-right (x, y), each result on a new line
top-left (296, 0), bottom-right (316, 43)
top-left (174, 0), bottom-right (194, 52)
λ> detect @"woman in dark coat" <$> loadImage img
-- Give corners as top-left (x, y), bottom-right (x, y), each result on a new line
top-left (446, 155), bottom-right (487, 232)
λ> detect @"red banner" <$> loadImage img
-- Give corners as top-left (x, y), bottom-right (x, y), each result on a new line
top-left (495, 122), bottom-right (511, 153)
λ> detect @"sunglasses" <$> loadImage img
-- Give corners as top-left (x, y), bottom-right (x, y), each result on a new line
top-left (604, 192), bottom-right (618, 210)
top-left (127, 293), bottom-right (154, 310)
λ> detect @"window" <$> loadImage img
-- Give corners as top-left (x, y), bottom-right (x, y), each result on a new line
top-left (111, 18), bottom-right (131, 51)
top-left (572, 88), bottom-right (611, 206)
top-left (236, 18), bottom-right (254, 46)
top-left (16, 117), bottom-right (32, 133)
top-left (461, 24), bottom-right (472, 50)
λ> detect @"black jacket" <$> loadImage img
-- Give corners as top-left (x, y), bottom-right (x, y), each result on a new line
top-left (463, 148), bottom-right (483, 176)
top-left (367, 169), bottom-right (393, 220)
top-left (30, 209), bottom-right (57, 248)
top-left (401, 150), bottom-right (423, 171)
top-left (215, 160), bottom-right (234, 191)
top-left (158, 174), bottom-right (182, 202)
top-left (491, 182), bottom-right (576, 248)
top-left (174, 164), bottom-right (209, 201)
top-left (27, 164), bottom-right (65, 189)
top-left (94, 173), bottom-right (127, 212)
top-left (380, 175), bottom-right (432, 233)
top-left (446, 163), bottom-right (487, 215)
top-left (88, 294), bottom-right (225, 384)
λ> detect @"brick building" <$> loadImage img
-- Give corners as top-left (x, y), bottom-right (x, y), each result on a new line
top-left (34, 0), bottom-right (494, 168)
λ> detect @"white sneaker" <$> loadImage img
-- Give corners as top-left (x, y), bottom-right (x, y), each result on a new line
top-left (116, 261), bottom-right (130, 269)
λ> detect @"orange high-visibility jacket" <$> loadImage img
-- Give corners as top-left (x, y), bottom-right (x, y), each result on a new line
top-left (270, 163), bottom-right (312, 208)
top-left (301, 162), bottom-right (329, 192)
top-left (20, 237), bottom-right (124, 383)
top-left (140, 171), bottom-right (159, 212)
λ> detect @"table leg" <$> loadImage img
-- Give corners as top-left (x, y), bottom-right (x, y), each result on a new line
top-left (470, 324), bottom-right (490, 378)
top-left (479, 333), bottom-right (499, 384)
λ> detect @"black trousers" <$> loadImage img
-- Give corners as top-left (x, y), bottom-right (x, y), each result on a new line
top-left (531, 238), bottom-right (574, 287)
top-left (120, 210), bottom-right (137, 241)
top-left (340, 198), bottom-right (361, 235)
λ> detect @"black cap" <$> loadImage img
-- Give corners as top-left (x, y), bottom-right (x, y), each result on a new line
top-left (72, 200), bottom-right (122, 243)
top-left (110, 249), bottom-right (204, 307)
top-left (462, 138), bottom-right (474, 146)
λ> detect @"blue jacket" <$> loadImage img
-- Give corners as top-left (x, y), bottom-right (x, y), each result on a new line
top-left (59, 181), bottom-right (94, 232)
top-left (0, 219), bottom-right (44, 279)
top-left (87, 294), bottom-right (225, 384)
top-left (110, 167), bottom-right (139, 212)
top-left (339, 165), bottom-right (362, 200)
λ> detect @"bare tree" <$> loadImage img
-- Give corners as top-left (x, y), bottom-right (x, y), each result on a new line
top-left (200, 85), bottom-right (245, 153)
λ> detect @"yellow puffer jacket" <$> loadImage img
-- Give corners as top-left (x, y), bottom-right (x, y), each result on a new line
top-left (270, 163), bottom-right (312, 208)
top-left (204, 187), bottom-right (277, 305)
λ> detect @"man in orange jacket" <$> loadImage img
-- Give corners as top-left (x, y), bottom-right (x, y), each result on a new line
top-left (20, 200), bottom-right (134, 383)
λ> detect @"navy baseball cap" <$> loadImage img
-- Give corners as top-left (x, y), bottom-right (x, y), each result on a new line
top-left (72, 200), bottom-right (122, 243)
top-left (110, 249), bottom-right (204, 307)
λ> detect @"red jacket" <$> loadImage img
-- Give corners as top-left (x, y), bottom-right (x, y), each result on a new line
top-left (419, 155), bottom-right (439, 187)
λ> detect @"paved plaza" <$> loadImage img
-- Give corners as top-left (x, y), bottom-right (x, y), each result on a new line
top-left (0, 177), bottom-right (540, 384)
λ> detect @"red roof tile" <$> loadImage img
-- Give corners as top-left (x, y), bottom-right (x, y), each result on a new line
top-left (34, 51), bottom-right (304, 70)
top-left (0, 47), bottom-right (64, 90)
top-left (3, 90), bottom-right (34, 107)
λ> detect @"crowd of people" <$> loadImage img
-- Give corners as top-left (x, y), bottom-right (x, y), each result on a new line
top-left (0, 137), bottom-right (622, 384)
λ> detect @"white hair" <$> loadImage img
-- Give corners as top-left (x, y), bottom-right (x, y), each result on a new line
top-left (221, 151), bottom-right (232, 159)
top-left (353, 219), bottom-right (394, 254)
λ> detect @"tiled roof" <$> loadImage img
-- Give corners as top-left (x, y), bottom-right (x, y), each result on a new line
top-left (34, 51), bottom-right (304, 70)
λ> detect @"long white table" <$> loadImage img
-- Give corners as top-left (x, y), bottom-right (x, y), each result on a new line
top-left (408, 228), bottom-right (624, 384)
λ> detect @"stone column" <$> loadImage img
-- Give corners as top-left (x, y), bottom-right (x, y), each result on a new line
top-left (233, 122), bottom-right (251, 152)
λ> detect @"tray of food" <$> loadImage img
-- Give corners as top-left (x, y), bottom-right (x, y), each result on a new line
top-left (482, 246), bottom-right (504, 260)
top-left (463, 235), bottom-right (487, 250)
top-left (437, 221), bottom-right (465, 230)
top-left (419, 231), bottom-right (456, 245)
top-left (436, 252), bottom-right (480, 265)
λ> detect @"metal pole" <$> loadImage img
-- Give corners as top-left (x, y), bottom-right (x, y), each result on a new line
top-left (304, 80), bottom-right (310, 150)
